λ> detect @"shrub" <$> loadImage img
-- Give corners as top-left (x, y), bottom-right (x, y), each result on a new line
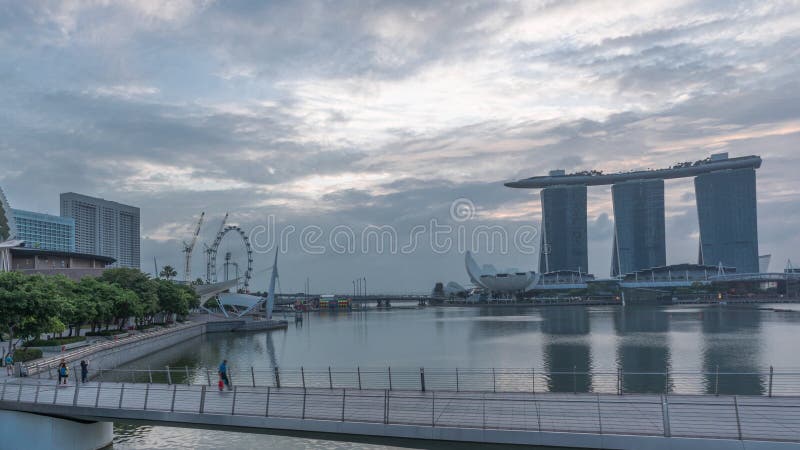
top-left (26, 336), bottom-right (87, 347)
top-left (13, 348), bottom-right (43, 362)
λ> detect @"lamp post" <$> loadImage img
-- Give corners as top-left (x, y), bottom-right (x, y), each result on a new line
top-left (363, 277), bottom-right (367, 297)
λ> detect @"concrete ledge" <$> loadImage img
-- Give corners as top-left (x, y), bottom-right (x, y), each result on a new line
top-left (0, 409), bottom-right (112, 450)
top-left (206, 319), bottom-right (288, 333)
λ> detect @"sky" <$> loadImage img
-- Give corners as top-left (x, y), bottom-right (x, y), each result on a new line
top-left (1, 0), bottom-right (799, 294)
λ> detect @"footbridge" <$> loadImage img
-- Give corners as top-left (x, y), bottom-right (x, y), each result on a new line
top-left (2, 367), bottom-right (800, 449)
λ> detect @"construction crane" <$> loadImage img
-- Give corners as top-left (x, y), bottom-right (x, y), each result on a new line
top-left (182, 212), bottom-right (205, 282)
top-left (205, 212), bottom-right (228, 282)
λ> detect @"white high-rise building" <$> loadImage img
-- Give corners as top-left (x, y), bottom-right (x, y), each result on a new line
top-left (60, 192), bottom-right (140, 268)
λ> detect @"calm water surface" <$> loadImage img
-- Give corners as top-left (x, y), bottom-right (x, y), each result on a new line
top-left (112, 304), bottom-right (800, 449)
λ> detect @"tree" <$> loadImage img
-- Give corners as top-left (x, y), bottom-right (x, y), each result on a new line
top-left (0, 272), bottom-right (61, 358)
top-left (100, 268), bottom-right (158, 325)
top-left (159, 265), bottom-right (178, 280)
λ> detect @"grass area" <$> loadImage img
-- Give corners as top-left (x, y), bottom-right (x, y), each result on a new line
top-left (26, 336), bottom-right (87, 347)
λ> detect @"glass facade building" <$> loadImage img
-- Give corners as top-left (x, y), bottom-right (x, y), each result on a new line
top-left (60, 193), bottom-right (140, 268)
top-left (695, 168), bottom-right (759, 273)
top-left (611, 179), bottom-right (666, 276)
top-left (11, 209), bottom-right (75, 252)
top-left (539, 185), bottom-right (588, 273)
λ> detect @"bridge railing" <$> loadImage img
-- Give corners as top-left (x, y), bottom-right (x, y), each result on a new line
top-left (22, 321), bottom-right (201, 376)
top-left (42, 365), bottom-right (800, 397)
top-left (2, 378), bottom-right (800, 443)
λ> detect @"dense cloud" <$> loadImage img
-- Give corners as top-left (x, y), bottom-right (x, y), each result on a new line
top-left (1, 0), bottom-right (799, 291)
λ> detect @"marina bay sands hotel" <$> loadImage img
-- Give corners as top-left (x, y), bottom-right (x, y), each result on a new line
top-left (505, 153), bottom-right (761, 276)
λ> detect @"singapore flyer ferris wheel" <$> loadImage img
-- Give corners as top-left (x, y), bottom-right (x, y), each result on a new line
top-left (208, 224), bottom-right (253, 292)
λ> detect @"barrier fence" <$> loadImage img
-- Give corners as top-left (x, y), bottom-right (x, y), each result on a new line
top-left (22, 321), bottom-right (201, 375)
top-left (33, 365), bottom-right (800, 397)
top-left (1, 378), bottom-right (799, 443)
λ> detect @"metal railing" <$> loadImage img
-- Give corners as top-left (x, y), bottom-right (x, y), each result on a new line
top-left (22, 321), bottom-right (202, 375)
top-left (44, 365), bottom-right (800, 397)
top-left (1, 378), bottom-right (799, 443)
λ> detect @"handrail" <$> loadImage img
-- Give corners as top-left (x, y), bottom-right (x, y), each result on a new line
top-left (23, 321), bottom-right (201, 375)
top-left (48, 364), bottom-right (800, 397)
top-left (2, 378), bottom-right (799, 443)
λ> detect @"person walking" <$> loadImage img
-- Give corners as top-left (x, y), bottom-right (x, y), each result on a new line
top-left (218, 359), bottom-right (231, 391)
top-left (4, 354), bottom-right (13, 376)
top-left (58, 361), bottom-right (69, 385)
top-left (80, 360), bottom-right (89, 383)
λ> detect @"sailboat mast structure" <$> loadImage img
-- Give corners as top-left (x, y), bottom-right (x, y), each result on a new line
top-left (266, 248), bottom-right (278, 320)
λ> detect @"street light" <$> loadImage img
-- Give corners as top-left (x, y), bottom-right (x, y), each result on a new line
top-left (363, 277), bottom-right (367, 297)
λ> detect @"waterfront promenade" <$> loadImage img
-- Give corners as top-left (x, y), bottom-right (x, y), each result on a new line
top-left (1, 377), bottom-right (799, 449)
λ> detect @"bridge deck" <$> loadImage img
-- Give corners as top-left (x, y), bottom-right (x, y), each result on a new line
top-left (1, 379), bottom-right (799, 449)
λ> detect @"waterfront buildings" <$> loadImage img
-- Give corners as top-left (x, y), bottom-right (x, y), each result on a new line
top-left (695, 167), bottom-right (759, 273)
top-left (506, 153), bottom-right (763, 276)
top-left (611, 179), bottom-right (666, 276)
top-left (60, 192), bottom-right (140, 268)
top-left (466, 251), bottom-right (539, 294)
top-left (0, 186), bottom-right (15, 242)
top-left (11, 209), bottom-right (75, 252)
top-left (8, 246), bottom-right (116, 279)
top-left (539, 180), bottom-right (588, 273)
top-left (0, 187), bottom-right (117, 278)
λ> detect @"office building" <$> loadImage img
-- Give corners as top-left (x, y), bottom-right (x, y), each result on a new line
top-left (60, 193), bottom-right (140, 268)
top-left (11, 209), bottom-right (75, 252)
top-left (695, 167), bottom-right (759, 273)
top-left (507, 153), bottom-right (761, 276)
top-left (539, 182), bottom-right (588, 273)
top-left (611, 179), bottom-right (666, 276)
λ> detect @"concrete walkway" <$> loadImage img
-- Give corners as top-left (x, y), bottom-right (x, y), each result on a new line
top-left (1, 378), bottom-right (799, 449)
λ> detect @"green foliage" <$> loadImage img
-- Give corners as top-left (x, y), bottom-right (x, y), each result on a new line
top-left (159, 265), bottom-right (178, 280)
top-left (0, 268), bottom-right (199, 361)
top-left (26, 336), bottom-right (86, 347)
top-left (12, 348), bottom-right (42, 362)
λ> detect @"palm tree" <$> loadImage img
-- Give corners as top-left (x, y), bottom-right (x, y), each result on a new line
top-left (159, 265), bottom-right (178, 280)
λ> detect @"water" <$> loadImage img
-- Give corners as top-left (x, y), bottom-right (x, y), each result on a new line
top-left (111, 304), bottom-right (800, 448)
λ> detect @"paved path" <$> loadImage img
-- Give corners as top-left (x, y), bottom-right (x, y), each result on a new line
top-left (2, 378), bottom-right (800, 449)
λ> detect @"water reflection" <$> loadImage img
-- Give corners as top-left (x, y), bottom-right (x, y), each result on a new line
top-left (539, 307), bottom-right (592, 392)
top-left (614, 307), bottom-right (671, 393)
top-left (111, 303), bottom-right (800, 448)
top-left (700, 307), bottom-right (764, 395)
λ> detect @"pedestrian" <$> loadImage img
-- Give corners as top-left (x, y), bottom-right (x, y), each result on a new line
top-left (218, 359), bottom-right (231, 391)
top-left (58, 361), bottom-right (69, 385)
top-left (80, 360), bottom-right (89, 383)
top-left (4, 354), bottom-right (13, 376)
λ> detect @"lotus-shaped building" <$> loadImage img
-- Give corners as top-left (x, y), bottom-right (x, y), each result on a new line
top-left (465, 251), bottom-right (539, 293)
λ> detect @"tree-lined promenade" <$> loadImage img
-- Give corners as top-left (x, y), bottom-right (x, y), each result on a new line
top-left (0, 269), bottom-right (199, 361)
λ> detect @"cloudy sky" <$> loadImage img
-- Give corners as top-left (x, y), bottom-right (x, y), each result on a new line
top-left (1, 0), bottom-right (799, 293)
